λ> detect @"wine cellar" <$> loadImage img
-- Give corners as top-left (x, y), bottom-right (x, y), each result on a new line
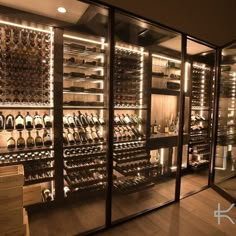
top-left (0, 1), bottom-right (235, 235)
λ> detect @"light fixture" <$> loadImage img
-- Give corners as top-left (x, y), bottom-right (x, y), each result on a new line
top-left (57, 7), bottom-right (67, 13)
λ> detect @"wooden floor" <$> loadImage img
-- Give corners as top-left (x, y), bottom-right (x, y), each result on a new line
top-left (96, 189), bottom-right (236, 236)
top-left (29, 172), bottom-right (235, 236)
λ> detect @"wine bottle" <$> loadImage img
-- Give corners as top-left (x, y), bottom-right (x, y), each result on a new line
top-left (0, 111), bottom-right (5, 131)
top-left (122, 114), bottom-right (132, 125)
top-left (78, 111), bottom-right (88, 127)
top-left (85, 113), bottom-right (95, 127)
top-left (35, 131), bottom-right (43, 148)
top-left (85, 127), bottom-right (93, 143)
top-left (73, 113), bottom-right (82, 127)
top-left (15, 112), bottom-right (25, 131)
top-left (34, 112), bottom-right (43, 130)
top-left (43, 129), bottom-right (53, 147)
top-left (25, 112), bottom-right (34, 130)
top-left (91, 127), bottom-right (99, 142)
top-left (73, 129), bottom-right (81, 144)
top-left (114, 115), bottom-right (121, 125)
top-left (91, 113), bottom-right (100, 126)
top-left (67, 129), bottom-right (75, 145)
top-left (98, 114), bottom-right (105, 126)
top-left (63, 130), bottom-right (69, 146)
top-left (67, 114), bottom-right (76, 129)
top-left (43, 112), bottom-right (52, 129)
top-left (63, 114), bottom-right (69, 129)
top-left (78, 127), bottom-right (87, 144)
top-left (42, 189), bottom-right (53, 202)
top-left (7, 132), bottom-right (16, 150)
top-left (96, 128), bottom-right (104, 141)
top-left (26, 131), bottom-right (35, 149)
top-left (152, 120), bottom-right (158, 134)
top-left (17, 131), bottom-right (25, 150)
top-left (5, 114), bottom-right (14, 131)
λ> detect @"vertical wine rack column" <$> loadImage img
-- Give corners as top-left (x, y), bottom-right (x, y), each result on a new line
top-left (216, 67), bottom-right (236, 171)
top-left (62, 34), bottom-right (108, 197)
top-left (112, 45), bottom-right (157, 194)
top-left (188, 64), bottom-right (212, 169)
top-left (0, 21), bottom-right (55, 203)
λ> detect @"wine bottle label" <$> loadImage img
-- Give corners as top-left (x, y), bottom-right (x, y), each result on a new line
top-left (123, 116), bottom-right (130, 124)
top-left (153, 125), bottom-right (158, 133)
top-left (35, 116), bottom-right (43, 125)
top-left (26, 116), bottom-right (33, 123)
top-left (44, 116), bottom-right (51, 123)
top-left (68, 133), bottom-right (74, 141)
top-left (16, 116), bottom-right (24, 125)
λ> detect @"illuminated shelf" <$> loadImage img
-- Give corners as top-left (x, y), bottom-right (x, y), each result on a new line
top-left (63, 62), bottom-right (104, 70)
top-left (63, 90), bottom-right (104, 95)
top-left (151, 88), bottom-right (179, 96)
top-left (0, 105), bottom-right (53, 109)
top-left (63, 105), bottom-right (106, 109)
top-left (63, 76), bottom-right (104, 83)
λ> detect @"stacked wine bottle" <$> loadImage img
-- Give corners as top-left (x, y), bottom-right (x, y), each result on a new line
top-left (114, 48), bottom-right (142, 108)
top-left (189, 65), bottom-right (211, 169)
top-left (0, 111), bottom-right (53, 151)
top-left (0, 24), bottom-right (52, 106)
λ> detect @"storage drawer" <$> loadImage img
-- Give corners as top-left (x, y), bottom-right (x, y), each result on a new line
top-left (23, 185), bottom-right (42, 206)
top-left (0, 165), bottom-right (24, 189)
top-left (0, 187), bottom-right (23, 212)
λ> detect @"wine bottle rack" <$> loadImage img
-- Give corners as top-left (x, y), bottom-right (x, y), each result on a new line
top-left (63, 34), bottom-right (107, 196)
top-left (113, 176), bottom-right (155, 194)
top-left (188, 64), bottom-right (212, 169)
top-left (0, 24), bottom-right (53, 107)
top-left (0, 20), bottom-right (55, 204)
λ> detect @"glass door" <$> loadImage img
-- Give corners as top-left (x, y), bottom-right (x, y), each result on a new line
top-left (181, 39), bottom-right (215, 197)
top-left (214, 43), bottom-right (236, 202)
top-left (112, 12), bottom-right (182, 222)
top-left (62, 3), bottom-right (109, 234)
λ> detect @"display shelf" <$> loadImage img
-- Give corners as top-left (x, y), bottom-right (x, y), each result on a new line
top-left (63, 76), bottom-right (104, 83)
top-left (0, 147), bottom-right (54, 155)
top-left (64, 161), bottom-right (106, 171)
top-left (0, 105), bottom-right (53, 109)
top-left (114, 163), bottom-right (159, 176)
top-left (64, 174), bottom-right (107, 188)
top-left (151, 88), bottom-right (180, 96)
top-left (114, 154), bottom-right (149, 164)
top-left (24, 176), bottom-right (54, 186)
top-left (114, 138), bottom-right (146, 144)
top-left (63, 62), bottom-right (104, 70)
top-left (113, 177), bottom-right (155, 195)
top-left (25, 166), bottom-right (54, 174)
top-left (149, 133), bottom-right (189, 149)
top-left (63, 141), bottom-right (106, 149)
top-left (64, 151), bottom-right (106, 160)
top-left (63, 90), bottom-right (104, 95)
top-left (114, 106), bottom-right (147, 110)
top-left (63, 105), bottom-right (106, 110)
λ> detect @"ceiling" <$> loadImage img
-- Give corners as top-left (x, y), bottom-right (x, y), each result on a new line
top-left (99, 0), bottom-right (236, 47)
top-left (0, 0), bottom-right (89, 24)
top-left (0, 0), bottom-right (232, 53)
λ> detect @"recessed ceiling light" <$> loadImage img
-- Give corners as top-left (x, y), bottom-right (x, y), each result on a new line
top-left (57, 7), bottom-right (67, 13)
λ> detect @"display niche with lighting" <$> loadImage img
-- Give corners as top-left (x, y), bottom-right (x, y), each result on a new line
top-left (150, 54), bottom-right (187, 176)
top-left (0, 21), bottom-right (55, 204)
top-left (62, 32), bottom-right (108, 197)
top-left (188, 63), bottom-right (213, 170)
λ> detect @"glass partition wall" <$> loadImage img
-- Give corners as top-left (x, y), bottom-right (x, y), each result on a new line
top-left (214, 43), bottom-right (236, 203)
top-left (180, 39), bottom-right (216, 197)
top-left (111, 12), bottom-right (183, 222)
top-left (0, 0), bottom-right (228, 234)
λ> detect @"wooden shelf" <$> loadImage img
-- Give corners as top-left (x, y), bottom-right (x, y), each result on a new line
top-left (149, 133), bottom-right (189, 149)
top-left (151, 88), bottom-right (179, 96)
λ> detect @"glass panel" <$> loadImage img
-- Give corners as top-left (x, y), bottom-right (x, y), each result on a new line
top-left (112, 12), bottom-right (181, 221)
top-left (214, 43), bottom-right (236, 200)
top-left (181, 39), bottom-right (215, 197)
top-left (62, 4), bottom-right (109, 234)
top-left (0, 20), bottom-right (55, 201)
